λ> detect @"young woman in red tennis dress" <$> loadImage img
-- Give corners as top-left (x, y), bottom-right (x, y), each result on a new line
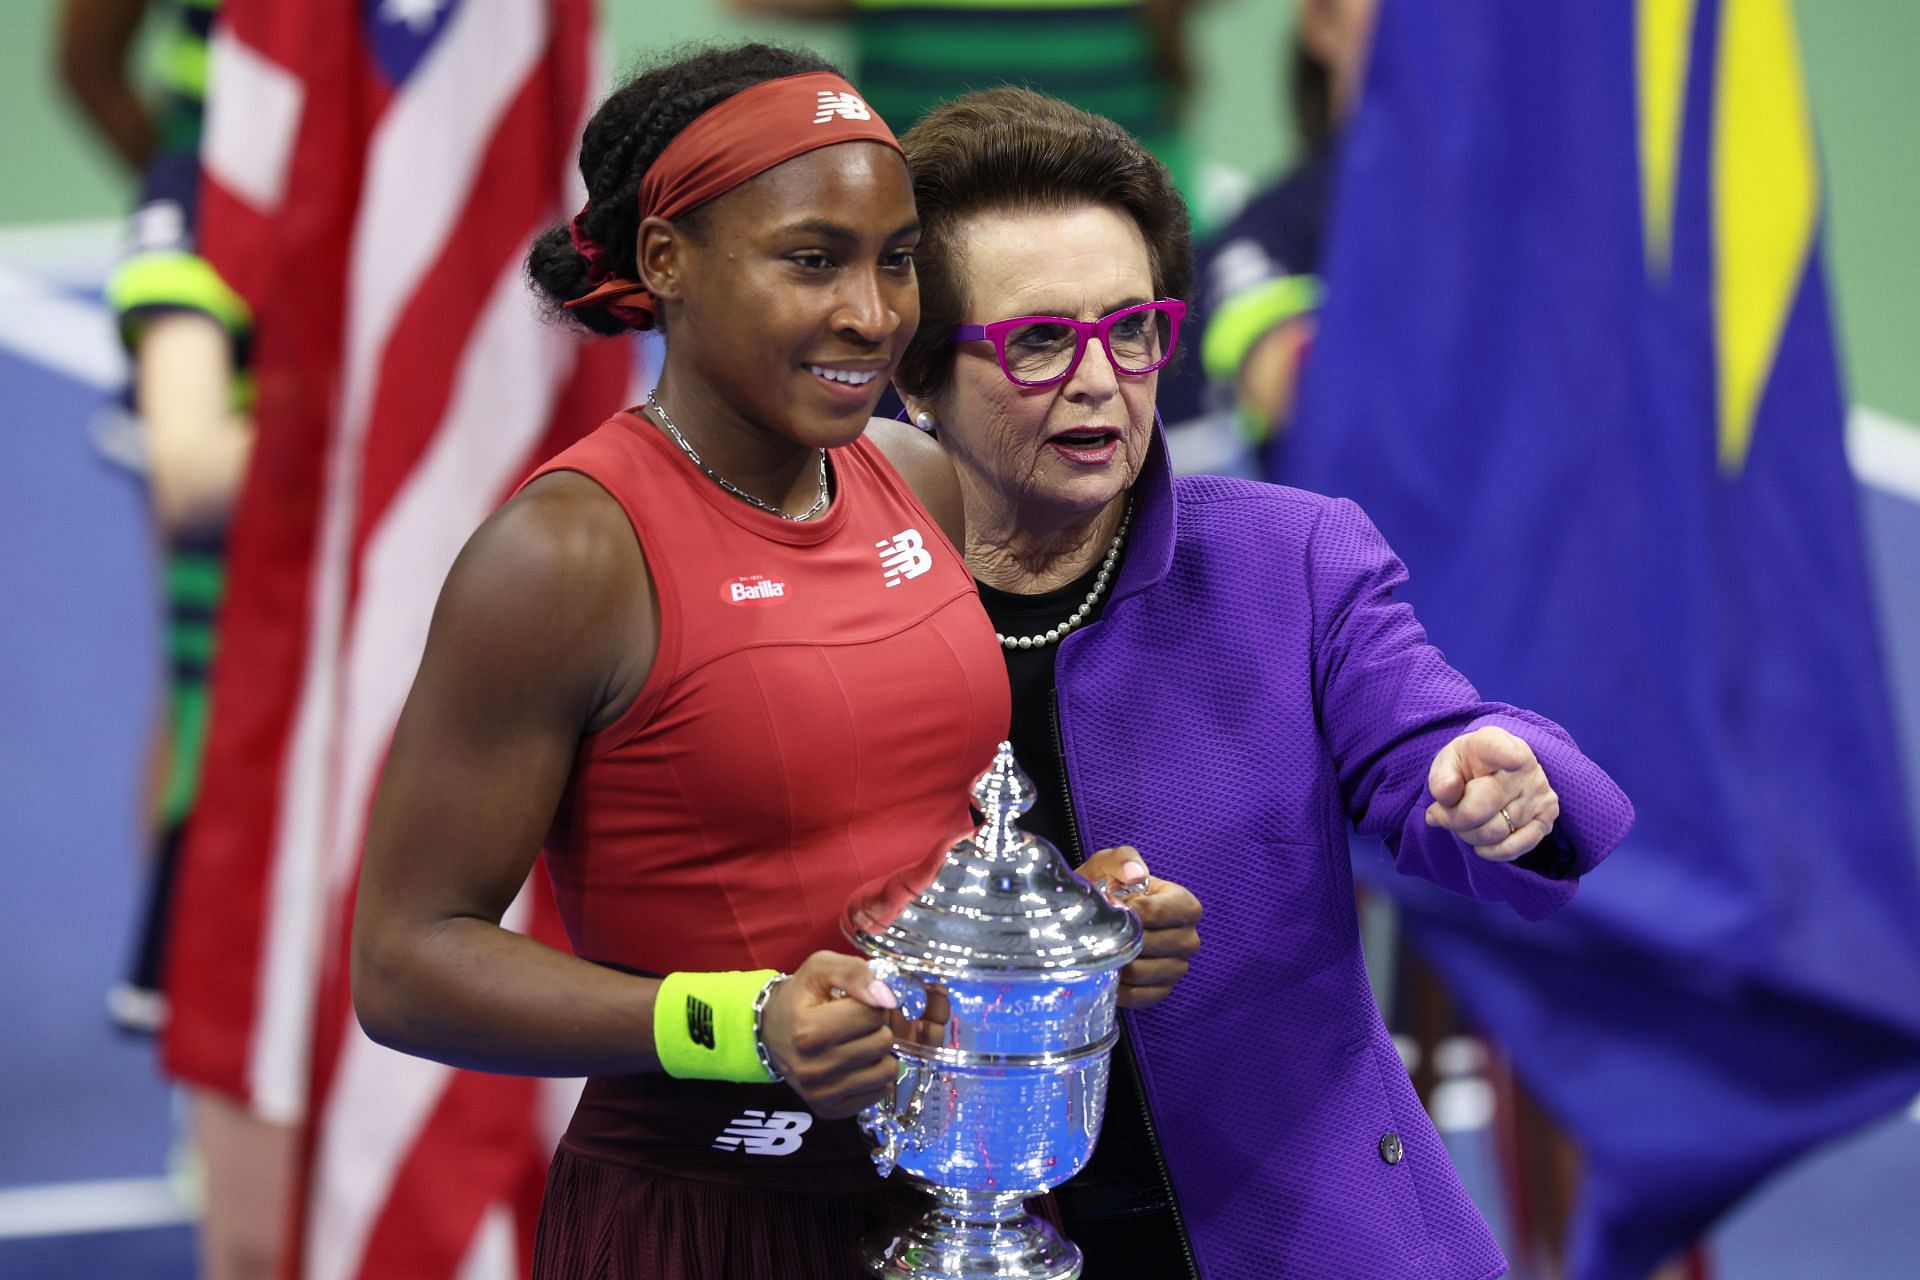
top-left (349, 45), bottom-right (1009, 1278)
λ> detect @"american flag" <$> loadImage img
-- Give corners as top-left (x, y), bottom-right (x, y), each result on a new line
top-left (165, 0), bottom-right (630, 1274)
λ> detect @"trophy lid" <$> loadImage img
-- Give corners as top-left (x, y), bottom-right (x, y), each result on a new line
top-left (843, 743), bottom-right (1144, 977)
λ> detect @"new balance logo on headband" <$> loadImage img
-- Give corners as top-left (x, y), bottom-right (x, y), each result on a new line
top-left (877, 529), bottom-right (933, 586)
top-left (713, 1109), bottom-right (813, 1155)
top-left (813, 90), bottom-right (873, 125)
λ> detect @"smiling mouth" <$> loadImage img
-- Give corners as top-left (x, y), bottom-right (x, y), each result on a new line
top-left (806, 364), bottom-right (880, 387)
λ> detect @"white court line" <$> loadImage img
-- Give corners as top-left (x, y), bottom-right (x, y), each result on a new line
top-left (1849, 406), bottom-right (1920, 506)
top-left (0, 219), bottom-right (123, 392)
top-left (0, 1177), bottom-right (192, 1240)
top-left (0, 267), bottom-right (124, 390)
top-left (0, 217), bottom-right (121, 287)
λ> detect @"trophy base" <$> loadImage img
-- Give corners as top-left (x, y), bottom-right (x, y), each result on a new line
top-left (862, 1189), bottom-right (1081, 1280)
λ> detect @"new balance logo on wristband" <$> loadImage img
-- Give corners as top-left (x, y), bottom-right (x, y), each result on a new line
top-left (686, 995), bottom-right (715, 1050)
top-left (713, 1109), bottom-right (813, 1155)
top-left (876, 529), bottom-right (933, 587)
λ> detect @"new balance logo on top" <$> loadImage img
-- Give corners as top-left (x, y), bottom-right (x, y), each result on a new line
top-left (686, 995), bottom-right (715, 1050)
top-left (713, 1109), bottom-right (813, 1155)
top-left (813, 90), bottom-right (872, 124)
top-left (876, 529), bottom-right (933, 587)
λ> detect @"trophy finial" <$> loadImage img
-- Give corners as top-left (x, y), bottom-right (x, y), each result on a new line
top-left (972, 741), bottom-right (1037, 819)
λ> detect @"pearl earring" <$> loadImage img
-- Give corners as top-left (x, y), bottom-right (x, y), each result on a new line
top-left (912, 410), bottom-right (937, 432)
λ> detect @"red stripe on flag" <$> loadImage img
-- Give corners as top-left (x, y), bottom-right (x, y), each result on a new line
top-left (530, 335), bottom-right (633, 478)
top-left (165, 2), bottom-right (367, 1106)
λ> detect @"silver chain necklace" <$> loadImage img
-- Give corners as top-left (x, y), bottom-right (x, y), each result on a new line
top-left (648, 390), bottom-right (829, 522)
top-left (995, 502), bottom-right (1132, 650)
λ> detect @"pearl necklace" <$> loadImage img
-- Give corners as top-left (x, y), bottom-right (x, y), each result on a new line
top-left (649, 390), bottom-right (829, 521)
top-left (995, 503), bottom-right (1132, 650)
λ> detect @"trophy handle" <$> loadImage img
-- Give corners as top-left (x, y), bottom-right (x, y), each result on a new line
top-left (858, 961), bottom-right (936, 1177)
top-left (866, 957), bottom-right (928, 1018)
top-left (861, 1050), bottom-right (935, 1178)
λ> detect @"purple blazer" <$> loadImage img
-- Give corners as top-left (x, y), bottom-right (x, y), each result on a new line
top-left (1055, 434), bottom-right (1634, 1278)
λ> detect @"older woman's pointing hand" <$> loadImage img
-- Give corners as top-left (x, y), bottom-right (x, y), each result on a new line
top-left (1424, 725), bottom-right (1562, 861)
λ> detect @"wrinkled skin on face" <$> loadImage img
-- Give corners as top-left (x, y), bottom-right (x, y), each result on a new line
top-left (922, 203), bottom-right (1160, 588)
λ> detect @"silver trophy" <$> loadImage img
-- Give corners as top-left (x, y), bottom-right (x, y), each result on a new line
top-left (844, 743), bottom-right (1144, 1279)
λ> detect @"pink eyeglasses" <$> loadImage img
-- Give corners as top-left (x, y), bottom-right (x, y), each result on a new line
top-left (950, 299), bottom-right (1187, 388)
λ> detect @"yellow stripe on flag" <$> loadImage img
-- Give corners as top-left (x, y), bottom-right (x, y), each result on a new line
top-left (1636, 0), bottom-right (1697, 278)
top-left (1711, 0), bottom-right (1819, 474)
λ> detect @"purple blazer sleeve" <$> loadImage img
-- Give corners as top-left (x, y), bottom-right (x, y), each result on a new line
top-left (1307, 497), bottom-right (1634, 919)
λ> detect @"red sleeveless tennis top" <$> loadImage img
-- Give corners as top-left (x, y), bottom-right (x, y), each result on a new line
top-left (530, 409), bottom-right (1009, 977)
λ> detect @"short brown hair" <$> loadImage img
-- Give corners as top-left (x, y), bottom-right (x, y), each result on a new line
top-left (895, 88), bottom-right (1194, 400)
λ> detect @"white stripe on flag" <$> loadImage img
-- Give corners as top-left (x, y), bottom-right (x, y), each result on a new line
top-left (248, 0), bottom-right (552, 1123)
top-left (304, 891), bottom-right (535, 1280)
top-left (325, 260), bottom-right (574, 898)
top-left (540, 1075), bottom-right (588, 1153)
top-left (455, 1204), bottom-right (517, 1280)
top-left (203, 31), bottom-right (306, 213)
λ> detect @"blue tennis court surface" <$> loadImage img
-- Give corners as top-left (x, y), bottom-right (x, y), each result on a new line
top-left (3, 229), bottom-right (1917, 1277)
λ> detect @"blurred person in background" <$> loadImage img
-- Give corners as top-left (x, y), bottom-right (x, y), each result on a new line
top-left (57, 4), bottom-right (285, 1277)
top-left (892, 85), bottom-right (1634, 1278)
top-left (58, 0), bottom-right (160, 173)
top-left (727, 0), bottom-right (1202, 196)
top-left (1163, 0), bottom-right (1377, 472)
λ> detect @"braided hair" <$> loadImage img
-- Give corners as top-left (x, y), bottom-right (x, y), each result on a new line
top-left (527, 43), bottom-right (838, 336)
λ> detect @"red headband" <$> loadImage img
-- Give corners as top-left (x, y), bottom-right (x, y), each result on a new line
top-left (565, 72), bottom-right (903, 330)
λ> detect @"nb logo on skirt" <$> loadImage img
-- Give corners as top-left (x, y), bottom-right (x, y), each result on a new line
top-left (712, 1109), bottom-right (813, 1155)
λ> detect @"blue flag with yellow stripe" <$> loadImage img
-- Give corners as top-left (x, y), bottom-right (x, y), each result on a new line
top-left (1289, 2), bottom-right (1920, 1274)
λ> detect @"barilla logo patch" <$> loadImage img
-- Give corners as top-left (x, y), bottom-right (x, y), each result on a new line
top-left (721, 575), bottom-right (789, 607)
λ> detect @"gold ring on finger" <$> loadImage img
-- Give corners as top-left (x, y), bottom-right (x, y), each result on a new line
top-left (1500, 805), bottom-right (1517, 835)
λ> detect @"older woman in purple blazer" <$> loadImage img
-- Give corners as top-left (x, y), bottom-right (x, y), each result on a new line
top-left (891, 88), bottom-right (1635, 1279)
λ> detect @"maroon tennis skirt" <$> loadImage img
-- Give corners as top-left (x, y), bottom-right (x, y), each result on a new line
top-left (532, 1146), bottom-right (1069, 1280)
top-left (532, 1145), bottom-right (931, 1280)
top-left (535, 1072), bottom-right (1066, 1277)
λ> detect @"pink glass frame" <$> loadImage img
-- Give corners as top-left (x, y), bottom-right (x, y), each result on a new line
top-left (950, 299), bottom-right (1187, 388)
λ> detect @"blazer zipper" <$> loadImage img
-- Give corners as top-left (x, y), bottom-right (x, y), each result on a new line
top-left (1051, 694), bottom-right (1202, 1280)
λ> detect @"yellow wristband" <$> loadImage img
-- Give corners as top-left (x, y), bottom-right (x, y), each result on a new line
top-left (653, 969), bottom-right (783, 1083)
